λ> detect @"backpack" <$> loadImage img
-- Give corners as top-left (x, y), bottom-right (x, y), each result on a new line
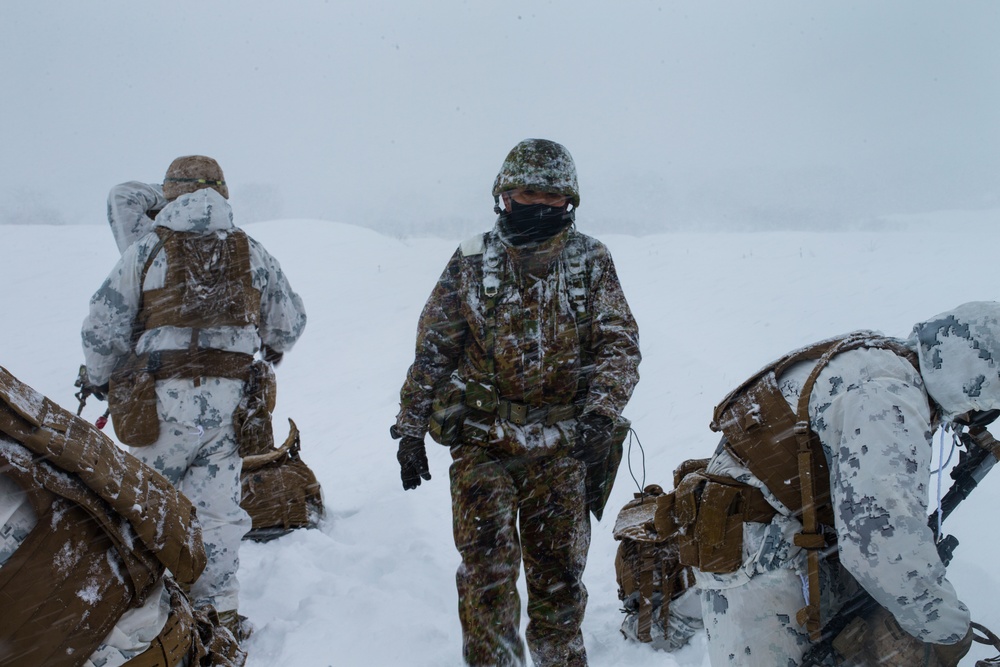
top-left (705, 332), bottom-right (917, 638)
top-left (613, 474), bottom-right (701, 651)
top-left (239, 417), bottom-right (324, 542)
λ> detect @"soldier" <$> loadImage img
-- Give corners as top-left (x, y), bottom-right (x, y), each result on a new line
top-left (100, 168), bottom-right (323, 542)
top-left (678, 302), bottom-right (997, 666)
top-left (81, 155), bottom-right (307, 638)
top-left (392, 138), bottom-right (641, 667)
top-left (0, 364), bottom-right (243, 667)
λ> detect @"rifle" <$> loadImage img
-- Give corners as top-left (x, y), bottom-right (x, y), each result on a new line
top-left (800, 410), bottom-right (1000, 667)
top-left (73, 364), bottom-right (110, 428)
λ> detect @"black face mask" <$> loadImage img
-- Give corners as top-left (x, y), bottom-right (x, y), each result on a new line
top-left (498, 200), bottom-right (574, 246)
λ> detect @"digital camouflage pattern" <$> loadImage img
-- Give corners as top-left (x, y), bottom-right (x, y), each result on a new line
top-left (692, 302), bottom-right (1000, 666)
top-left (83, 186), bottom-right (306, 613)
top-left (492, 139), bottom-right (581, 208)
top-left (395, 222), bottom-right (640, 666)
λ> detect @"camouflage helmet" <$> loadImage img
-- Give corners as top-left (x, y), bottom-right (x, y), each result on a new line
top-left (492, 139), bottom-right (580, 208)
top-left (162, 155), bottom-right (229, 201)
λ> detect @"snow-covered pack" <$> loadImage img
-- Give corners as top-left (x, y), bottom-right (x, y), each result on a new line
top-left (613, 480), bottom-right (698, 650)
top-left (0, 364), bottom-right (205, 666)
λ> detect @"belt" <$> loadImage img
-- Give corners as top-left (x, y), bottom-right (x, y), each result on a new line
top-left (145, 349), bottom-right (254, 382)
top-left (495, 399), bottom-right (576, 427)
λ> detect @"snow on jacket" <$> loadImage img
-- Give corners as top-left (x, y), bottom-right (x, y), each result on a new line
top-left (395, 225), bottom-right (640, 452)
top-left (107, 181), bottom-right (167, 254)
top-left (697, 302), bottom-right (1000, 645)
top-left (83, 188), bottom-right (307, 386)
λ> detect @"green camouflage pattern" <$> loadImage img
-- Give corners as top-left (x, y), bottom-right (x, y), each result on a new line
top-left (492, 139), bottom-right (581, 207)
top-left (396, 222), bottom-right (639, 665)
top-left (450, 444), bottom-right (589, 667)
top-left (395, 227), bottom-right (640, 451)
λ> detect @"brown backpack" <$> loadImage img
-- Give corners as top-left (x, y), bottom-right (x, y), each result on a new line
top-left (0, 364), bottom-right (205, 667)
top-left (240, 418), bottom-right (324, 542)
top-left (613, 481), bottom-right (697, 649)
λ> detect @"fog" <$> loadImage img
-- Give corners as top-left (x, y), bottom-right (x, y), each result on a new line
top-left (2, 1), bottom-right (998, 235)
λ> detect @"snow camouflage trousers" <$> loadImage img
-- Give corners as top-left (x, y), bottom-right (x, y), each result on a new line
top-left (450, 445), bottom-right (591, 667)
top-left (129, 377), bottom-right (252, 613)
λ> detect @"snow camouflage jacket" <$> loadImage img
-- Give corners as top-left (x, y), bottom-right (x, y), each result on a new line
top-left (83, 188), bottom-right (307, 387)
top-left (395, 225), bottom-right (640, 456)
top-left (107, 181), bottom-right (168, 254)
top-left (699, 302), bottom-right (1000, 645)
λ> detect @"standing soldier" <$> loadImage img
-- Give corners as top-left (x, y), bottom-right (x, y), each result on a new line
top-left (81, 155), bottom-right (307, 640)
top-left (676, 302), bottom-right (997, 666)
top-left (392, 139), bottom-right (641, 667)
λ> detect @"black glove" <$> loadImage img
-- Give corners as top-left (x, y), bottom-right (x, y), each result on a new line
top-left (571, 413), bottom-right (615, 466)
top-left (261, 344), bottom-right (284, 366)
top-left (396, 435), bottom-right (431, 490)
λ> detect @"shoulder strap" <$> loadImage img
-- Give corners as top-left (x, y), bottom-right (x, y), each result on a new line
top-left (480, 233), bottom-right (505, 380)
top-left (132, 232), bottom-right (165, 346)
top-left (792, 333), bottom-right (917, 640)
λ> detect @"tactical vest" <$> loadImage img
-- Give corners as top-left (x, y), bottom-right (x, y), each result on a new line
top-left (706, 332), bottom-right (919, 639)
top-left (141, 227), bottom-right (260, 332)
top-left (433, 230), bottom-right (591, 440)
top-left (0, 364), bottom-right (206, 667)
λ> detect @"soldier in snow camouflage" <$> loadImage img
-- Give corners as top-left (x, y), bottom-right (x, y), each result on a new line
top-left (690, 302), bottom-right (1000, 666)
top-left (393, 139), bottom-right (640, 667)
top-left (82, 156), bottom-right (307, 632)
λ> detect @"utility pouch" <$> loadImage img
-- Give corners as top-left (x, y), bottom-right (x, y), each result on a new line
top-left (233, 359), bottom-right (277, 458)
top-left (463, 380), bottom-right (498, 414)
top-left (428, 375), bottom-right (468, 446)
top-left (694, 479), bottom-right (745, 573)
top-left (108, 353), bottom-right (160, 447)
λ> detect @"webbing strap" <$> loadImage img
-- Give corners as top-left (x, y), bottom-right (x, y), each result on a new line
top-left (145, 349), bottom-right (254, 382)
top-left (482, 234), bottom-right (503, 379)
top-left (792, 334), bottom-right (918, 640)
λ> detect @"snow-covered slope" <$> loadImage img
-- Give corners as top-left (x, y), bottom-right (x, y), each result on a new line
top-left (2, 215), bottom-right (998, 666)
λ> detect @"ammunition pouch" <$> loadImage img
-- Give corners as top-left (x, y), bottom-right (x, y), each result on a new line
top-left (429, 375), bottom-right (578, 447)
top-left (428, 374), bottom-right (471, 446)
top-left (108, 353), bottom-right (160, 447)
top-left (670, 461), bottom-right (777, 574)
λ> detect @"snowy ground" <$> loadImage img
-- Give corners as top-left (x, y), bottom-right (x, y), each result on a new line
top-left (3, 211), bottom-right (1000, 666)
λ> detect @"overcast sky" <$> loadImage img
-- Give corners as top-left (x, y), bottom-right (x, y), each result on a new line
top-left (2, 1), bottom-right (998, 234)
